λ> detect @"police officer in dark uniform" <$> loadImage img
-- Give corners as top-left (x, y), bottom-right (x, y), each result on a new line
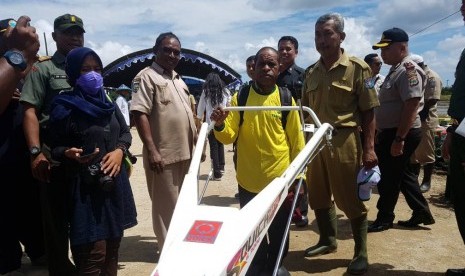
top-left (20, 14), bottom-right (85, 276)
top-left (442, 2), bottom-right (465, 275)
top-left (277, 36), bottom-right (305, 100)
top-left (368, 28), bottom-right (435, 233)
top-left (276, 35), bottom-right (308, 227)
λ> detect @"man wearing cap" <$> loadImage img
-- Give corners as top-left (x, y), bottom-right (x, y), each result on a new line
top-left (441, 2), bottom-right (465, 275)
top-left (409, 54), bottom-right (442, 193)
top-left (368, 27), bottom-right (435, 234)
top-left (115, 84), bottom-right (132, 127)
top-left (20, 13), bottom-right (85, 276)
top-left (301, 13), bottom-right (379, 275)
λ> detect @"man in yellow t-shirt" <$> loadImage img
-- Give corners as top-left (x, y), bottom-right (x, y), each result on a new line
top-left (211, 47), bottom-right (304, 276)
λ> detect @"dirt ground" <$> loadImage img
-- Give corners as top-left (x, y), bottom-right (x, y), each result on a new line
top-left (19, 128), bottom-right (465, 276)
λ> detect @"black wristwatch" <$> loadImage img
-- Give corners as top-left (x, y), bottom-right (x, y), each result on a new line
top-left (30, 146), bottom-right (41, 157)
top-left (394, 135), bottom-right (405, 143)
top-left (4, 50), bottom-right (27, 71)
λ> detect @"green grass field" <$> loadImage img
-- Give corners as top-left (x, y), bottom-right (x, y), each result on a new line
top-left (440, 94), bottom-right (451, 101)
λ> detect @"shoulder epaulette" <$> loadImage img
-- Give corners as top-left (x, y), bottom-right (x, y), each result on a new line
top-left (38, 56), bottom-right (52, 62)
top-left (349, 56), bottom-right (370, 70)
top-left (294, 65), bottom-right (305, 75)
top-left (305, 62), bottom-right (317, 75)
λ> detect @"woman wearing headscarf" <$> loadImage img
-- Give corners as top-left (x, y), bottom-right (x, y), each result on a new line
top-left (49, 47), bottom-right (137, 275)
top-left (197, 72), bottom-right (231, 180)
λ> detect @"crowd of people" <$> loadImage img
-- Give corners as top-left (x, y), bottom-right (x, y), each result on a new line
top-left (1, 2), bottom-right (465, 275)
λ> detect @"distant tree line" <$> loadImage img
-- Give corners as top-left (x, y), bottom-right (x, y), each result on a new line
top-left (442, 86), bottom-right (452, 96)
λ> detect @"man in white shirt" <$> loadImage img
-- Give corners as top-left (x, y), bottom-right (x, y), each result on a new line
top-left (115, 84), bottom-right (131, 127)
top-left (364, 53), bottom-right (385, 95)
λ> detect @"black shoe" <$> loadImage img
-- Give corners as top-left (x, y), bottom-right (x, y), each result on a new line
top-left (276, 266), bottom-right (291, 276)
top-left (420, 181), bottom-right (431, 193)
top-left (367, 220), bottom-right (393, 232)
top-left (295, 215), bottom-right (309, 227)
top-left (30, 254), bottom-right (48, 266)
top-left (446, 268), bottom-right (465, 275)
top-left (260, 266), bottom-right (291, 276)
top-left (398, 211), bottom-right (435, 227)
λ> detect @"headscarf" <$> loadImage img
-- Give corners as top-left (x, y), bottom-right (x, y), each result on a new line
top-left (50, 47), bottom-right (115, 123)
top-left (65, 47), bottom-right (103, 86)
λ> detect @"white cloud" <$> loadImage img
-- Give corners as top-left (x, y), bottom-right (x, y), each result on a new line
top-left (4, 0), bottom-right (465, 84)
top-left (87, 41), bottom-right (134, 66)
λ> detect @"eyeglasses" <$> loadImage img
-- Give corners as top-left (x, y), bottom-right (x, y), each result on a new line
top-left (0, 19), bottom-right (16, 33)
top-left (162, 46), bottom-right (181, 57)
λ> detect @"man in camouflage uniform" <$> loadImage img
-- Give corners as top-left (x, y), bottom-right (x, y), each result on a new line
top-left (20, 14), bottom-right (85, 276)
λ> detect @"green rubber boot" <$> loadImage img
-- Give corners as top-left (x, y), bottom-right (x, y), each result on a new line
top-left (304, 204), bottom-right (337, 257)
top-left (347, 214), bottom-right (368, 275)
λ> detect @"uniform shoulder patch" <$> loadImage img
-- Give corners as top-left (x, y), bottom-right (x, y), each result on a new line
top-left (403, 61), bottom-right (415, 69)
top-left (427, 77), bottom-right (436, 87)
top-left (131, 78), bottom-right (140, 94)
top-left (364, 77), bottom-right (375, 89)
top-left (404, 62), bottom-right (419, 87)
top-left (38, 56), bottom-right (52, 62)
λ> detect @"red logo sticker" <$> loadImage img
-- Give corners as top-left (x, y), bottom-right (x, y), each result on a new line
top-left (184, 220), bottom-right (223, 244)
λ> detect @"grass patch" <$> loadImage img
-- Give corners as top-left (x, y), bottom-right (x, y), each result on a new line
top-left (440, 94), bottom-right (451, 101)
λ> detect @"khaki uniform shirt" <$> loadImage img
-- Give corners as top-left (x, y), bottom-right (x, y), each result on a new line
top-left (376, 57), bottom-right (426, 129)
top-left (20, 52), bottom-right (70, 139)
top-left (130, 62), bottom-right (196, 165)
top-left (423, 65), bottom-right (442, 129)
top-left (302, 50), bottom-right (379, 127)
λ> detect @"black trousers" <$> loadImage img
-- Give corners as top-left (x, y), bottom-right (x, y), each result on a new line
top-left (238, 186), bottom-right (289, 275)
top-left (40, 167), bottom-right (76, 276)
top-left (375, 128), bottom-right (432, 223)
top-left (449, 132), bottom-right (465, 242)
top-left (208, 132), bottom-right (225, 178)
top-left (0, 165), bottom-right (45, 274)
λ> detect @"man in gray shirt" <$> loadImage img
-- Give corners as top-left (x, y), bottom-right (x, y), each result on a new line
top-left (368, 27), bottom-right (435, 233)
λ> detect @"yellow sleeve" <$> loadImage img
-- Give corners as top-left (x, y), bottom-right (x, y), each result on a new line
top-left (286, 98), bottom-right (306, 163)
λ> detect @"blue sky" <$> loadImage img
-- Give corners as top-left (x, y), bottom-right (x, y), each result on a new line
top-left (4, 0), bottom-right (464, 86)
